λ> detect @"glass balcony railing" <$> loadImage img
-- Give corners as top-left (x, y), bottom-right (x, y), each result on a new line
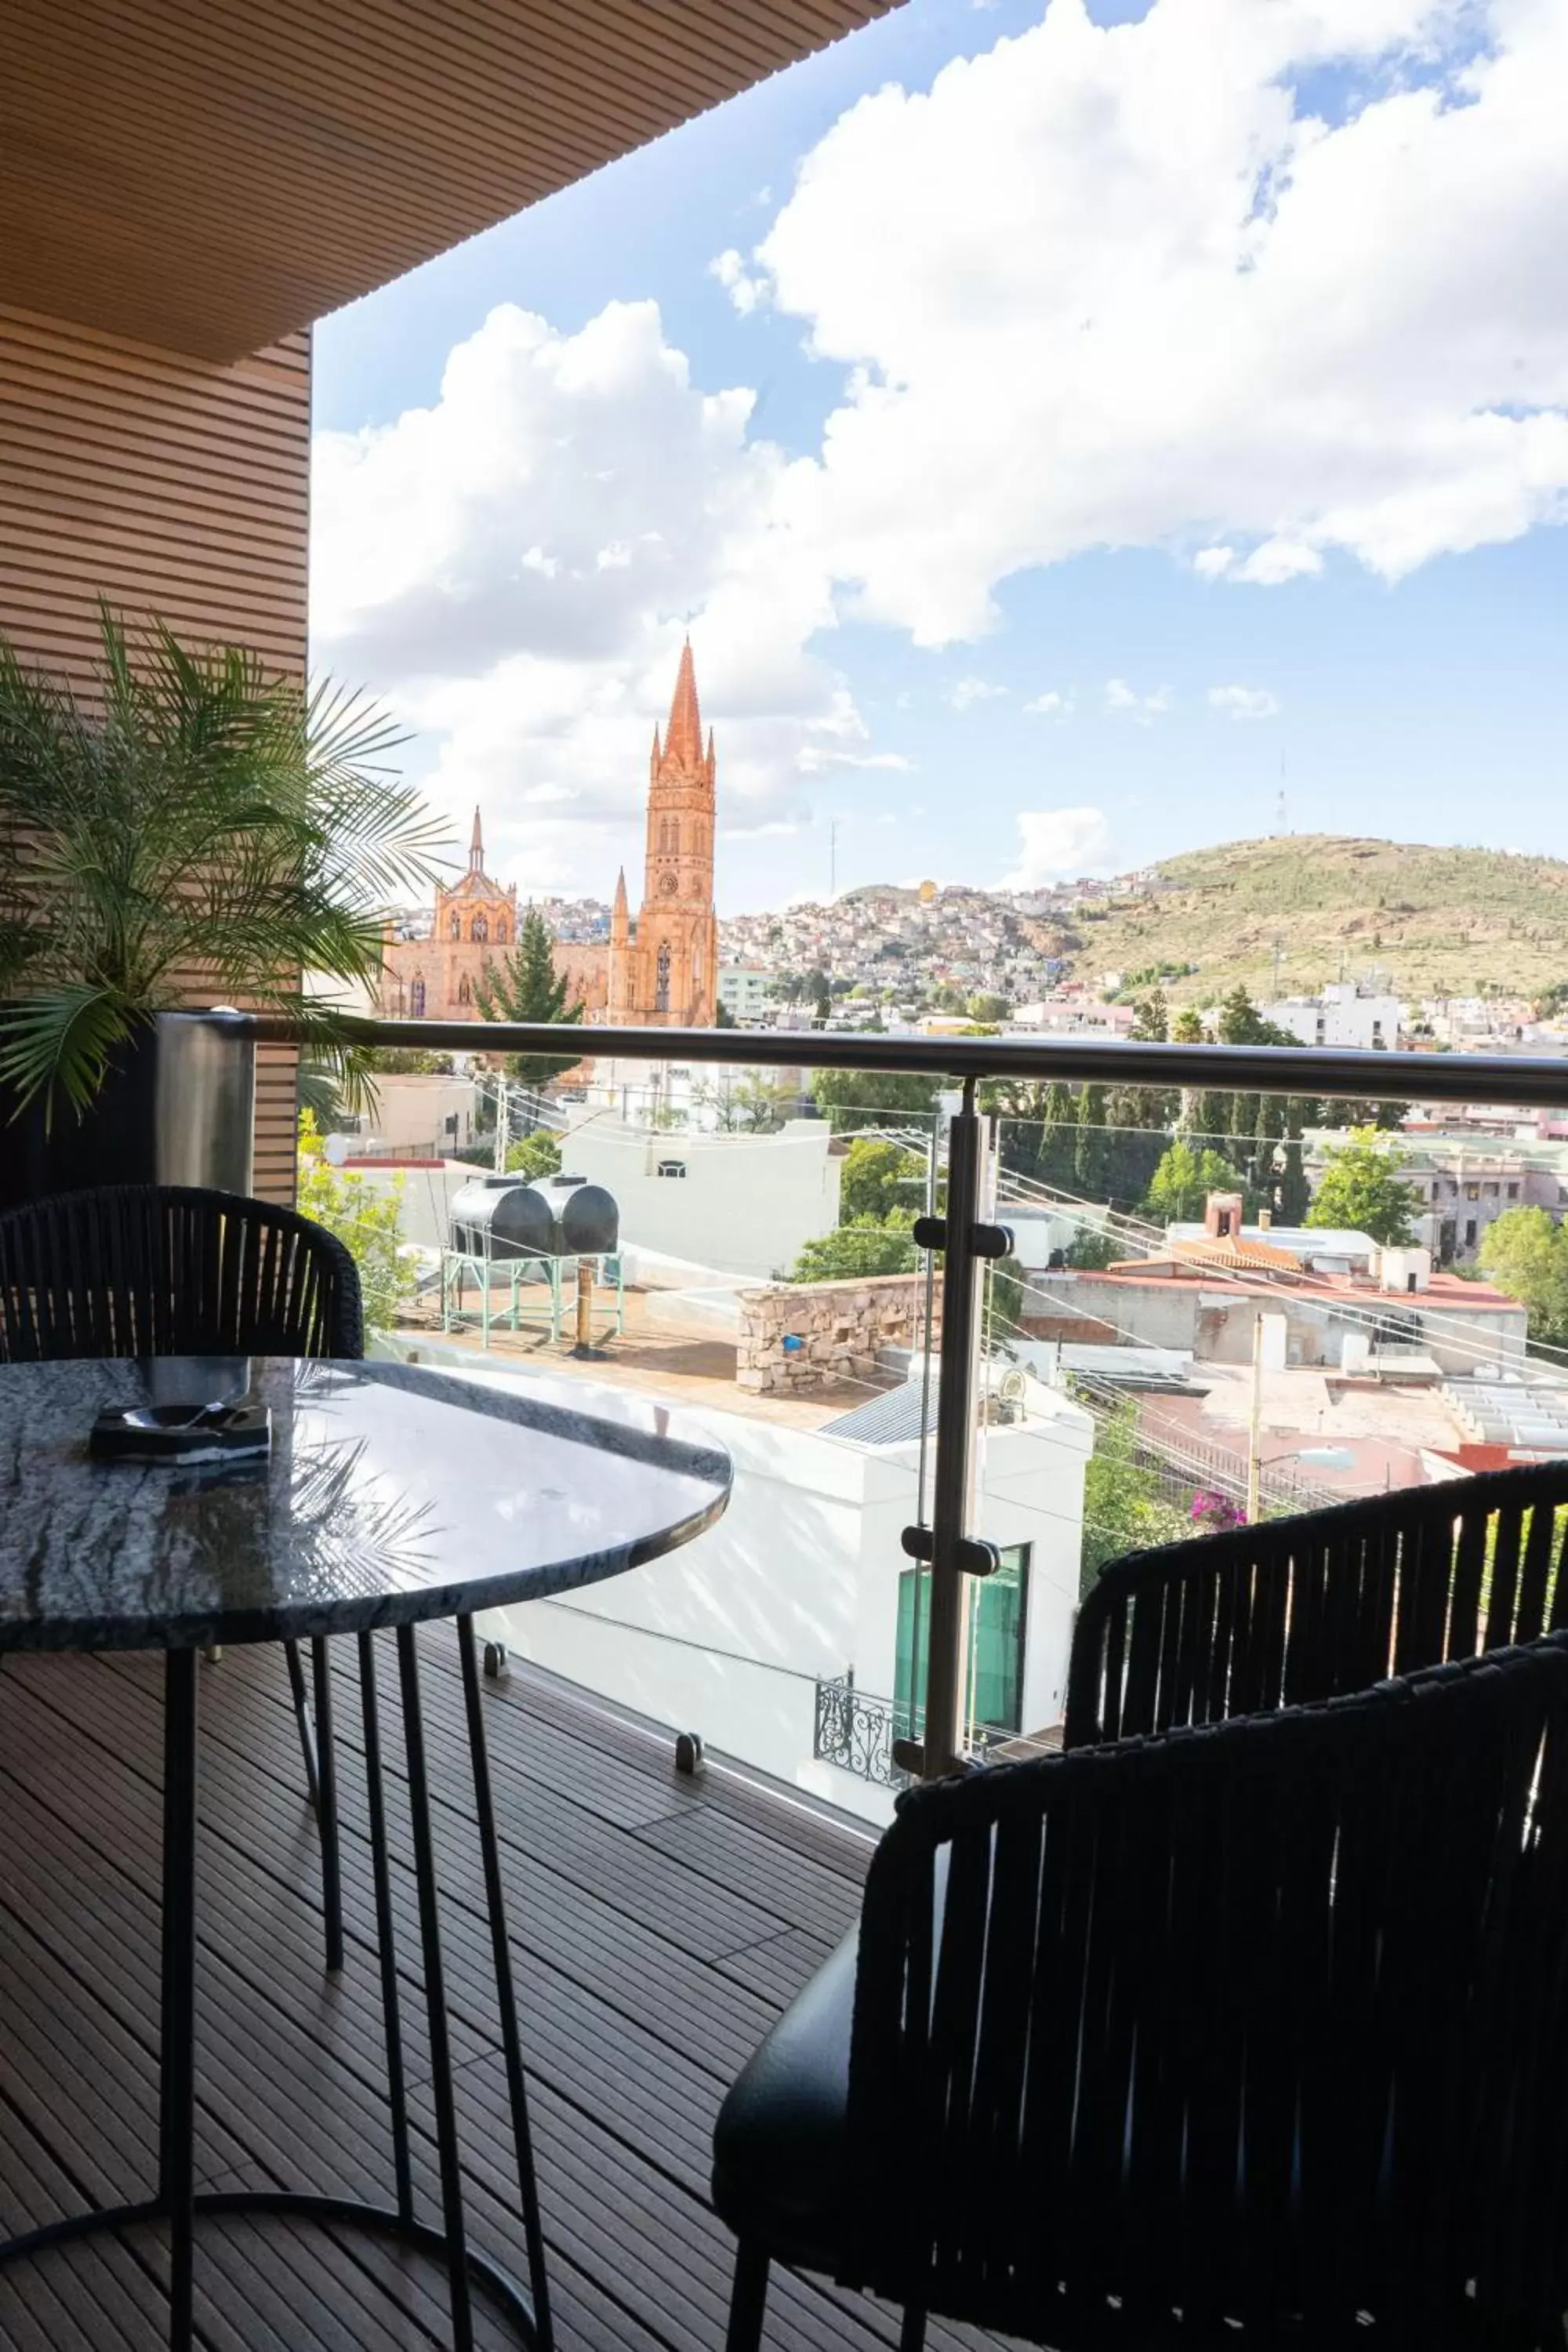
top-left (269, 1011), bottom-right (1568, 1825)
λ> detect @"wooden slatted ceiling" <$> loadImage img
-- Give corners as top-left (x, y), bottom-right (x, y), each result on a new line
top-left (0, 306), bottom-right (309, 1207)
top-left (0, 0), bottom-right (898, 363)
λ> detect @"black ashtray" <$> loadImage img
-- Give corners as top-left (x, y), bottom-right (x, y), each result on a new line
top-left (90, 1403), bottom-right (273, 1464)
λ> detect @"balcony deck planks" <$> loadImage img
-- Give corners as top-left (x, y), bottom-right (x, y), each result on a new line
top-left (0, 1634), bottom-right (1013, 2352)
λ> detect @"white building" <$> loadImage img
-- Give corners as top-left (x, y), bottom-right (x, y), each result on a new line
top-left (1264, 983), bottom-right (1399, 1052)
top-left (559, 1113), bottom-right (841, 1281)
top-left (433, 1356), bottom-right (1094, 1826)
top-left (717, 966), bottom-right (772, 1025)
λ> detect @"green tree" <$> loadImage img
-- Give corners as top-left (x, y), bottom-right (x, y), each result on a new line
top-left (369, 1047), bottom-right (456, 1076)
top-left (297, 1110), bottom-right (417, 1331)
top-left (503, 1129), bottom-right (562, 1179)
top-left (715, 998), bottom-right (736, 1028)
top-left (1307, 1127), bottom-right (1421, 1244)
top-left (811, 1066), bottom-right (941, 1133)
top-left (1079, 1400), bottom-right (1192, 1595)
top-left (839, 1137), bottom-right (926, 1224)
top-left (1145, 1142), bottom-right (1250, 1224)
top-left (931, 982), bottom-right (967, 1013)
top-left (472, 905), bottom-right (585, 1087)
top-left (966, 990), bottom-right (1009, 1023)
top-left (788, 1221), bottom-right (919, 1283)
top-left (1480, 1207), bottom-right (1568, 1346)
top-left (1171, 1007), bottom-right (1206, 1044)
top-left (1065, 1228), bottom-right (1120, 1270)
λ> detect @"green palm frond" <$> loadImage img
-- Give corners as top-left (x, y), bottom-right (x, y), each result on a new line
top-left (0, 606), bottom-right (446, 1115)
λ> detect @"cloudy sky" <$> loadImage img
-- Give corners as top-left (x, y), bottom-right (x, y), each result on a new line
top-left (313, 0), bottom-right (1568, 911)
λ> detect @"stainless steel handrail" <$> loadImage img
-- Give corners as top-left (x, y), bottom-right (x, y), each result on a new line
top-left (260, 1014), bottom-right (1568, 1110)
top-left (258, 1011), bottom-right (1568, 1779)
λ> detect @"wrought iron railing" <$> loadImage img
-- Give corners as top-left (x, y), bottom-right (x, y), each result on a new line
top-left (814, 1675), bottom-right (906, 1788)
top-left (252, 1011), bottom-right (1568, 1780)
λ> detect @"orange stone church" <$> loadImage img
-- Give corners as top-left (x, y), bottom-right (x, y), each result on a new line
top-left (378, 642), bottom-right (719, 1031)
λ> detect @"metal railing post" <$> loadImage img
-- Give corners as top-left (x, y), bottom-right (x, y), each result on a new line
top-left (895, 1079), bottom-right (1010, 1783)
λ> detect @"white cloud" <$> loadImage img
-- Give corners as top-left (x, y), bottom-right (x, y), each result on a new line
top-left (1003, 807), bottom-right (1112, 887)
top-left (1105, 677), bottom-right (1169, 722)
top-left (945, 674), bottom-right (1007, 710)
top-left (708, 247), bottom-right (768, 316)
top-left (313, 299), bottom-right (855, 889)
top-left (1208, 683), bottom-right (1282, 720)
top-left (754, 0), bottom-right (1568, 641)
top-left (1023, 688), bottom-right (1073, 717)
top-left (797, 746), bottom-right (914, 773)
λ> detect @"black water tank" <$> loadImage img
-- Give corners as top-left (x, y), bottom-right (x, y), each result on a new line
top-left (549, 1175), bottom-right (619, 1257)
top-left (449, 1177), bottom-right (556, 1261)
top-left (448, 1174), bottom-right (619, 1259)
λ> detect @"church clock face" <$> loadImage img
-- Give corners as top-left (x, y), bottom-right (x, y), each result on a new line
top-left (658, 871), bottom-right (678, 896)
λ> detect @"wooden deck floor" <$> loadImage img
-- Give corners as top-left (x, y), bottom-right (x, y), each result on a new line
top-left (0, 1632), bottom-right (1008, 2352)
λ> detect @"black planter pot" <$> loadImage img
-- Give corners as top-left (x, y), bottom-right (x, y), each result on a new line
top-left (0, 1010), bottom-right (256, 1211)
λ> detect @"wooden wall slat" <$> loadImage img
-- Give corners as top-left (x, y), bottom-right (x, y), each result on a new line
top-left (0, 305), bottom-right (308, 1203)
top-left (0, 0), bottom-right (897, 360)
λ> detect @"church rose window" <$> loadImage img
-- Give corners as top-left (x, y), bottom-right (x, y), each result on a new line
top-left (471, 913), bottom-right (488, 943)
top-left (659, 872), bottom-right (677, 895)
top-left (655, 942), bottom-right (672, 1012)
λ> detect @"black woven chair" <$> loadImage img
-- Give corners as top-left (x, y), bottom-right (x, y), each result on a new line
top-left (714, 1634), bottom-right (1568, 2350)
top-left (1065, 1461), bottom-right (1568, 1751)
top-left (0, 1184), bottom-right (362, 1971)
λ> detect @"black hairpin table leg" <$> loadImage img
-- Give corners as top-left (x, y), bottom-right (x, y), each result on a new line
top-left (0, 1626), bottom-right (552, 2349)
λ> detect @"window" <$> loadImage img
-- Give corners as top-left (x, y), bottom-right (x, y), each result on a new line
top-left (894, 1542), bottom-right (1030, 1742)
top-left (1508, 1181), bottom-right (1519, 1200)
top-left (495, 917), bottom-right (509, 945)
top-left (656, 1159), bottom-right (687, 1180)
top-left (1465, 1218), bottom-right (1477, 1247)
top-left (410, 975), bottom-right (426, 1017)
top-left (1483, 1181), bottom-right (1497, 1198)
top-left (1465, 1182), bottom-right (1480, 1201)
top-left (655, 942), bottom-right (672, 1012)
top-left (457, 974), bottom-right (472, 1007)
top-left (471, 912), bottom-right (488, 944)
top-left (448, 912), bottom-right (461, 940)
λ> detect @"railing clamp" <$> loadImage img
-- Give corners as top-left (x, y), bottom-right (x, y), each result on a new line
top-left (900, 1524), bottom-right (1000, 1577)
top-left (912, 1214), bottom-right (1013, 1261)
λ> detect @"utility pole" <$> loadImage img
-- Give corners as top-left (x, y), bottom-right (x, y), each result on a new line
top-left (1246, 1305), bottom-right (1265, 1526)
top-left (493, 1073), bottom-right (508, 1174)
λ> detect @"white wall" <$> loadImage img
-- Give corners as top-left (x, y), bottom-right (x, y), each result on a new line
top-left (1265, 989), bottom-right (1399, 1051)
top-left (376, 1341), bottom-right (1091, 1827)
top-left (352, 1073), bottom-right (480, 1152)
top-left (559, 1116), bottom-right (841, 1280)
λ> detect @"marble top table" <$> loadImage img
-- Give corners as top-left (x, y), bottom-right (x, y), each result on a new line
top-left (0, 1355), bottom-right (733, 1652)
top-left (0, 1353), bottom-right (731, 2348)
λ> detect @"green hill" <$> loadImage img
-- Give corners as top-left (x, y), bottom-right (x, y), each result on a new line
top-left (1068, 836), bottom-right (1568, 1008)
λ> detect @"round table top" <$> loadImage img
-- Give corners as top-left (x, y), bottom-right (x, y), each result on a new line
top-left (0, 1357), bottom-right (732, 1653)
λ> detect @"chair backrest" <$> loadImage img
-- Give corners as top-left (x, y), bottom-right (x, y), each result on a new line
top-left (847, 1636), bottom-right (1568, 2348)
top-left (0, 1185), bottom-right (363, 1362)
top-left (1065, 1464), bottom-right (1568, 1749)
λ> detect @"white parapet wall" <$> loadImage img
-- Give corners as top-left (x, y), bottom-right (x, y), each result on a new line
top-left (371, 1335), bottom-right (1091, 1827)
top-left (557, 1116), bottom-right (842, 1281)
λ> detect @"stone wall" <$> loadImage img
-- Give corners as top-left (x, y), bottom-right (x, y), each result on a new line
top-left (735, 1274), bottom-right (938, 1396)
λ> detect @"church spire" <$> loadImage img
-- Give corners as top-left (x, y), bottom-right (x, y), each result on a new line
top-left (469, 806), bottom-right (485, 873)
top-left (663, 637), bottom-right (703, 771)
top-left (611, 866), bottom-right (629, 943)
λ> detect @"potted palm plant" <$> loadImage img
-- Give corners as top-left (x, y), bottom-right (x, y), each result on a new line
top-left (0, 608), bottom-right (442, 1207)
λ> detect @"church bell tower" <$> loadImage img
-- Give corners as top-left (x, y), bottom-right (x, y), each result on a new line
top-left (614, 640), bottom-right (718, 1025)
